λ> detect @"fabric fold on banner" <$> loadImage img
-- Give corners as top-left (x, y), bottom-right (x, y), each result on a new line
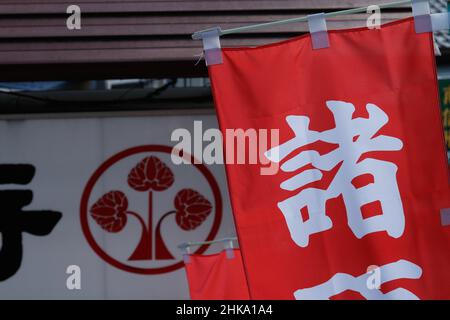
top-left (208, 17), bottom-right (450, 299)
top-left (184, 249), bottom-right (250, 300)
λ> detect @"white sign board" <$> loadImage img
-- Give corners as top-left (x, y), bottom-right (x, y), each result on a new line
top-left (0, 112), bottom-right (235, 299)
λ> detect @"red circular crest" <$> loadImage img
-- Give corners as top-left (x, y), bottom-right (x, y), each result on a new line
top-left (80, 145), bottom-right (222, 274)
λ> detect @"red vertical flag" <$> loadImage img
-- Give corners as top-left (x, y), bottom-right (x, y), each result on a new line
top-left (184, 249), bottom-right (250, 300)
top-left (209, 18), bottom-right (450, 299)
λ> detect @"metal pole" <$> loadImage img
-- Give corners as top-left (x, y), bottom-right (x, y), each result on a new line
top-left (192, 0), bottom-right (411, 40)
top-left (178, 237), bottom-right (238, 250)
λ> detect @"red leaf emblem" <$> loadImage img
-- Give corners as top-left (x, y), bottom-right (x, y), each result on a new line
top-left (128, 156), bottom-right (174, 192)
top-left (90, 191), bottom-right (128, 233)
top-left (174, 189), bottom-right (212, 230)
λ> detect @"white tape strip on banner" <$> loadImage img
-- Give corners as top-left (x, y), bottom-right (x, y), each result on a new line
top-left (412, 0), bottom-right (432, 33)
top-left (201, 27), bottom-right (223, 66)
top-left (307, 13), bottom-right (330, 50)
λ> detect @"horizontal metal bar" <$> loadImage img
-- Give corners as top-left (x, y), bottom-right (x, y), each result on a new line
top-left (192, 0), bottom-right (411, 40)
top-left (178, 237), bottom-right (238, 249)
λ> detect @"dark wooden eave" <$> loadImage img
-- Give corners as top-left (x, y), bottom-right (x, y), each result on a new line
top-left (0, 0), bottom-right (413, 81)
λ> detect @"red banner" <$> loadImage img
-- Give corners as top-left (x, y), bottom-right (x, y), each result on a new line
top-left (184, 249), bottom-right (250, 300)
top-left (209, 18), bottom-right (450, 299)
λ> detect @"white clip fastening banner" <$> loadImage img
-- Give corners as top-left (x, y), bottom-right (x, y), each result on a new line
top-left (441, 208), bottom-right (450, 226)
top-left (307, 13), bottom-right (330, 50)
top-left (182, 246), bottom-right (191, 264)
top-left (201, 27), bottom-right (223, 66)
top-left (224, 239), bottom-right (235, 259)
top-left (431, 12), bottom-right (450, 32)
top-left (412, 0), bottom-right (432, 33)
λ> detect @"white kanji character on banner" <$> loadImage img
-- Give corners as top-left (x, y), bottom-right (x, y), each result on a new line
top-left (294, 260), bottom-right (422, 300)
top-left (265, 101), bottom-right (404, 247)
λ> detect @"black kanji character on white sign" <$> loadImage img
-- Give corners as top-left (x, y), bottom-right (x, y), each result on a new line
top-left (0, 164), bottom-right (62, 281)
